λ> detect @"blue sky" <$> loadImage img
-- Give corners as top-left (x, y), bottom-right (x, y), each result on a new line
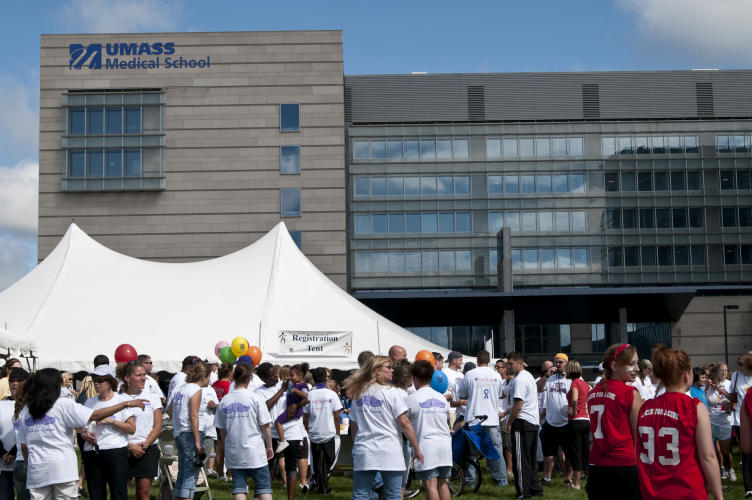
top-left (1, 0), bottom-right (752, 290)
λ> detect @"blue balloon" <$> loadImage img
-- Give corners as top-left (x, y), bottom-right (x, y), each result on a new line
top-left (430, 370), bottom-right (449, 394)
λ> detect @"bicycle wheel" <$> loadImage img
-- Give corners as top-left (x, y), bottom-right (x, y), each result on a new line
top-left (464, 459), bottom-right (482, 492)
top-left (448, 462), bottom-right (465, 497)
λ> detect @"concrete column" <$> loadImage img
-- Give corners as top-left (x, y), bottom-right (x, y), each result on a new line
top-left (500, 227), bottom-right (513, 292)
top-left (500, 309), bottom-right (516, 354)
top-left (619, 308), bottom-right (628, 344)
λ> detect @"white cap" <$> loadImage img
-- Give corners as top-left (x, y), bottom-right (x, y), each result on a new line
top-left (91, 364), bottom-right (116, 377)
top-left (206, 356), bottom-right (220, 365)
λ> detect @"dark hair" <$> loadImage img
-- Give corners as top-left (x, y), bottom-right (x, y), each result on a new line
top-left (217, 362), bottom-right (233, 380)
top-left (391, 359), bottom-right (413, 390)
top-left (692, 366), bottom-right (707, 384)
top-left (182, 355), bottom-right (200, 369)
top-left (357, 351), bottom-right (374, 367)
top-left (432, 352), bottom-right (443, 362)
top-left (137, 354), bottom-right (151, 362)
top-left (476, 350), bottom-right (490, 365)
top-left (256, 362), bottom-right (275, 382)
top-left (117, 361), bottom-right (144, 393)
top-left (14, 378), bottom-right (31, 419)
top-left (291, 363), bottom-right (309, 377)
top-left (411, 360), bottom-right (434, 384)
top-left (312, 367), bottom-right (328, 384)
top-left (507, 351), bottom-right (525, 363)
top-left (27, 368), bottom-right (62, 420)
top-left (233, 364), bottom-right (252, 386)
top-left (2, 359), bottom-right (21, 378)
top-left (186, 362), bottom-right (211, 383)
top-left (96, 374), bottom-right (119, 392)
top-left (93, 355), bottom-right (109, 367)
top-left (652, 344), bottom-right (691, 388)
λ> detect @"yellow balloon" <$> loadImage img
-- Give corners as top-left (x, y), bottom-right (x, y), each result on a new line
top-left (231, 337), bottom-right (249, 357)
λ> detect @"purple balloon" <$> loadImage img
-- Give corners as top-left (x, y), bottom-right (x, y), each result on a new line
top-left (215, 340), bottom-right (229, 357)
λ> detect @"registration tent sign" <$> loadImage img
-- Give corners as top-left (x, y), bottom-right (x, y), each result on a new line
top-left (277, 330), bottom-right (353, 357)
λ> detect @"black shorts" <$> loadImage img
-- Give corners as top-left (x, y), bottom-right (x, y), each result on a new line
top-left (541, 421), bottom-right (568, 457)
top-left (586, 465), bottom-right (640, 500)
top-left (128, 444), bottom-right (160, 479)
top-left (283, 438), bottom-right (309, 476)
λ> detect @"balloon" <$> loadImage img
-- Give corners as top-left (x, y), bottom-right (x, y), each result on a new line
top-left (415, 350), bottom-right (435, 366)
top-left (114, 344), bottom-right (137, 364)
top-left (430, 370), bottom-right (449, 394)
top-left (247, 346), bottom-right (262, 367)
top-left (231, 337), bottom-right (249, 357)
top-left (219, 346), bottom-right (236, 364)
top-left (214, 341), bottom-right (229, 357)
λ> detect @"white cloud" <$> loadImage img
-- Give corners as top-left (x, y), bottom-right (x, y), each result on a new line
top-left (0, 75), bottom-right (38, 164)
top-left (617, 0), bottom-right (752, 64)
top-left (58, 0), bottom-right (183, 33)
top-left (0, 161), bottom-right (38, 292)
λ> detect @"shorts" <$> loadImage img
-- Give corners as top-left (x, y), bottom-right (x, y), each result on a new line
top-left (415, 466), bottom-right (452, 481)
top-left (711, 422), bottom-right (732, 442)
top-left (586, 465), bottom-right (640, 500)
top-left (128, 443), bottom-right (160, 478)
top-left (283, 438), bottom-right (309, 477)
top-left (230, 466), bottom-right (272, 495)
top-left (541, 421), bottom-right (568, 457)
top-left (500, 422), bottom-right (511, 451)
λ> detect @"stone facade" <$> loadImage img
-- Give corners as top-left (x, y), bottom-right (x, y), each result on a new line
top-left (39, 31), bottom-right (347, 287)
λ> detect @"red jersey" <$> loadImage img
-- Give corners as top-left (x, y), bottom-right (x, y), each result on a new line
top-left (587, 379), bottom-right (637, 466)
top-left (568, 378), bottom-right (590, 420)
top-left (745, 388), bottom-right (752, 420)
top-left (212, 380), bottom-right (230, 400)
top-left (636, 392), bottom-right (706, 499)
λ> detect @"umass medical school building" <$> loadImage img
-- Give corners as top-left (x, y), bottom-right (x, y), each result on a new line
top-left (39, 30), bottom-right (752, 367)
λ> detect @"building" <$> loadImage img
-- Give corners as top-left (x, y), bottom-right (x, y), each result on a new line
top-left (38, 30), bottom-right (752, 367)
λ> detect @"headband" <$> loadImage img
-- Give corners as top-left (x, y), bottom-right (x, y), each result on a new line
top-left (612, 343), bottom-right (631, 364)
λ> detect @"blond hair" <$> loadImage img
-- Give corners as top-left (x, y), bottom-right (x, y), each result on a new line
top-left (344, 355), bottom-right (390, 400)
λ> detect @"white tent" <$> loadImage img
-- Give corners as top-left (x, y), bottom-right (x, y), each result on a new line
top-left (0, 223), bottom-right (448, 372)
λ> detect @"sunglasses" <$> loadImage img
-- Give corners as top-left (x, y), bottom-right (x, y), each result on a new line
top-left (92, 376), bottom-right (106, 383)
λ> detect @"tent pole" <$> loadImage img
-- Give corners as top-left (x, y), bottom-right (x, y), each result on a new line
top-left (258, 322), bottom-right (262, 348)
top-left (376, 321), bottom-right (381, 355)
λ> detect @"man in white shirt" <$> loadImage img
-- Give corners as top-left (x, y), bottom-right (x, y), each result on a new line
top-left (506, 351), bottom-right (542, 498)
top-left (496, 358), bottom-right (514, 479)
top-left (303, 367), bottom-right (342, 494)
top-left (137, 354), bottom-right (165, 403)
top-left (442, 352), bottom-right (463, 427)
top-left (166, 355), bottom-right (200, 406)
top-left (457, 350), bottom-right (508, 487)
top-left (536, 353), bottom-right (572, 486)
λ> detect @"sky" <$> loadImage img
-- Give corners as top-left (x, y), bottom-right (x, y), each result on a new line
top-left (2, 0), bottom-right (752, 290)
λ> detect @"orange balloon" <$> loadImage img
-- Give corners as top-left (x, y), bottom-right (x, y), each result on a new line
top-left (415, 350), bottom-right (435, 366)
top-left (247, 345), bottom-right (262, 367)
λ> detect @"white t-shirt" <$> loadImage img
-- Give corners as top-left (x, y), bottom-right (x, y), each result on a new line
top-left (126, 389), bottom-right (163, 445)
top-left (255, 382), bottom-right (287, 439)
top-left (145, 375), bottom-right (165, 400)
top-left (511, 370), bottom-right (540, 426)
top-left (349, 384), bottom-right (408, 471)
top-left (443, 368), bottom-right (463, 415)
top-left (200, 387), bottom-right (219, 439)
top-left (230, 374), bottom-right (265, 392)
top-left (209, 371), bottom-right (218, 386)
top-left (731, 371), bottom-right (752, 426)
top-left (167, 371), bottom-right (187, 405)
top-left (0, 400), bottom-right (15, 472)
top-left (543, 373), bottom-right (572, 427)
top-left (17, 398), bottom-right (93, 489)
top-left (458, 366), bottom-right (503, 426)
top-left (707, 380), bottom-right (733, 428)
top-left (172, 383), bottom-right (201, 436)
top-left (215, 388), bottom-right (272, 469)
top-left (83, 393), bottom-right (138, 451)
top-left (500, 378), bottom-right (512, 418)
top-left (451, 377), bottom-right (466, 419)
top-left (59, 387), bottom-right (75, 400)
top-left (406, 386), bottom-right (452, 471)
top-left (632, 376), bottom-right (656, 401)
top-left (303, 386), bottom-right (342, 443)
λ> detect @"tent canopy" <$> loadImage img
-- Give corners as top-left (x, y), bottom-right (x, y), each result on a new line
top-left (0, 223), bottom-right (449, 372)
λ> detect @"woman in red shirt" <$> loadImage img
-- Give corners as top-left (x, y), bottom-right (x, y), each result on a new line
top-left (636, 345), bottom-right (723, 500)
top-left (586, 343), bottom-right (643, 500)
top-left (564, 360), bottom-right (589, 490)
top-left (739, 353), bottom-right (752, 497)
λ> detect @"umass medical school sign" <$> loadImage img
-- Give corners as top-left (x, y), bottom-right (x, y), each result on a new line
top-left (277, 331), bottom-right (353, 358)
top-left (69, 42), bottom-right (210, 70)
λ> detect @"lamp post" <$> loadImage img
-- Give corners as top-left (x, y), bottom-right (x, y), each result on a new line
top-left (723, 304), bottom-right (739, 367)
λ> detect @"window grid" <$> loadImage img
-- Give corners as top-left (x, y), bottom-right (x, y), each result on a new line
top-left (604, 208), bottom-right (703, 230)
top-left (716, 135), bottom-right (752, 153)
top-left (353, 249), bottom-right (474, 274)
top-left (604, 170), bottom-right (702, 192)
top-left (354, 175), bottom-right (471, 197)
top-left (508, 247), bottom-right (589, 270)
top-left (486, 136), bottom-right (584, 158)
top-left (489, 210), bottom-right (587, 233)
top-left (353, 137), bottom-right (470, 161)
top-left (488, 173), bottom-right (586, 195)
top-left (602, 135), bottom-right (699, 156)
top-left (606, 245), bottom-right (705, 267)
top-left (354, 212), bottom-right (472, 234)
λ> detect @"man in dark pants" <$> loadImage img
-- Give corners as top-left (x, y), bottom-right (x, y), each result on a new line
top-left (303, 367), bottom-right (342, 494)
top-left (506, 352), bottom-right (543, 499)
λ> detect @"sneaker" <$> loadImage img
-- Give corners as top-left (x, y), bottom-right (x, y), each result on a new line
top-left (541, 477), bottom-right (552, 486)
top-left (730, 468), bottom-right (737, 482)
top-left (404, 488), bottom-right (420, 498)
top-left (206, 469), bottom-right (217, 477)
top-left (301, 483), bottom-right (310, 494)
top-left (275, 440), bottom-right (290, 453)
top-left (79, 487), bottom-right (88, 498)
top-left (745, 491), bottom-right (752, 498)
top-left (721, 468), bottom-right (729, 480)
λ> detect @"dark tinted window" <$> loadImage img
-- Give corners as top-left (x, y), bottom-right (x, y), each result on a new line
top-left (280, 103), bottom-right (300, 131)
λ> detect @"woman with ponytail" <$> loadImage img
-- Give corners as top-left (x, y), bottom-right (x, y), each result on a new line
top-left (586, 343), bottom-right (643, 500)
top-left (636, 345), bottom-right (723, 499)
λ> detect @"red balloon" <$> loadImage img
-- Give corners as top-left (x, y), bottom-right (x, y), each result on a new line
top-left (114, 344), bottom-right (138, 364)
top-left (247, 346), bottom-right (262, 367)
top-left (415, 350), bottom-right (435, 366)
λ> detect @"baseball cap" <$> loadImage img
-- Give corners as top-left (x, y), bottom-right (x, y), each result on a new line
top-left (91, 364), bottom-right (116, 377)
top-left (447, 351), bottom-right (462, 361)
top-left (206, 356), bottom-right (220, 365)
top-left (234, 355), bottom-right (254, 367)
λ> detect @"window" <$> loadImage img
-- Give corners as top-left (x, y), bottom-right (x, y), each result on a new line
top-left (505, 212), bottom-right (520, 231)
top-left (280, 188), bottom-right (301, 217)
top-left (124, 107), bottom-right (141, 133)
top-left (457, 251), bottom-right (472, 271)
top-left (106, 107), bottom-right (122, 134)
top-left (572, 211), bottom-right (587, 230)
top-left (354, 252), bottom-right (370, 273)
top-left (691, 246), bottom-right (705, 265)
top-left (387, 177), bottom-right (403, 196)
top-left (280, 103), bottom-right (300, 131)
top-left (422, 213), bottom-right (438, 232)
top-left (722, 207), bottom-right (737, 227)
top-left (355, 178), bottom-right (370, 196)
top-left (421, 177), bottom-right (437, 195)
top-left (420, 139), bottom-right (435, 159)
top-left (125, 150), bottom-right (141, 177)
top-left (725, 245), bottom-right (739, 265)
top-left (639, 209), bottom-right (654, 229)
top-left (389, 214), bottom-right (404, 233)
top-left (536, 137), bottom-right (550, 156)
top-left (486, 138), bottom-right (501, 158)
top-left (523, 249), bottom-right (538, 269)
top-left (489, 212), bottom-right (503, 233)
top-left (519, 138), bottom-right (534, 157)
top-left (87, 150), bottom-right (103, 177)
top-left (555, 212), bottom-right (569, 231)
top-left (742, 245), bottom-right (752, 265)
top-left (454, 139), bottom-right (469, 158)
top-left (456, 212), bottom-right (471, 232)
top-left (658, 246), bottom-right (673, 266)
top-left (70, 151), bottom-right (85, 177)
top-left (422, 251), bottom-right (438, 272)
top-left (608, 247), bottom-right (623, 267)
top-left (670, 171), bottom-right (685, 190)
top-left (406, 251), bottom-right (421, 271)
top-left (637, 172), bottom-right (652, 191)
top-left (720, 170), bottom-right (735, 190)
top-left (738, 171), bottom-right (751, 190)
top-left (389, 252), bottom-right (405, 272)
top-left (440, 251), bottom-right (455, 270)
top-left (522, 212), bottom-right (536, 232)
top-left (574, 248), bottom-right (588, 268)
top-left (455, 176), bottom-right (470, 195)
top-left (387, 140), bottom-right (402, 159)
top-left (552, 138), bottom-right (567, 156)
top-left (541, 249), bottom-right (555, 269)
top-left (674, 246), bottom-right (689, 266)
top-left (571, 173), bottom-right (586, 193)
top-left (280, 146), bottom-right (300, 174)
top-left (672, 208), bottom-right (687, 228)
top-left (371, 141), bottom-right (386, 159)
top-left (622, 209), bottom-right (637, 229)
top-left (106, 150), bottom-right (122, 177)
top-left (635, 137), bottom-right (649, 154)
top-left (70, 108), bottom-right (85, 134)
top-left (606, 209), bottom-right (621, 229)
top-left (87, 108), bottom-right (103, 134)
top-left (569, 138), bottom-right (584, 156)
top-left (521, 175), bottom-right (536, 193)
top-left (689, 208), bottom-right (704, 228)
top-left (602, 137), bottom-right (616, 156)
top-left (641, 247), bottom-right (657, 266)
top-left (503, 138), bottom-right (518, 158)
top-left (354, 141), bottom-right (369, 159)
top-left (439, 213), bottom-right (454, 232)
top-left (656, 209), bottom-right (671, 228)
top-left (557, 248), bottom-right (571, 267)
top-left (605, 172), bottom-right (619, 192)
top-left (686, 171), bottom-right (702, 190)
top-left (539, 211), bottom-right (553, 231)
top-left (538, 175), bottom-right (552, 193)
top-left (621, 172), bottom-right (636, 191)
top-left (404, 140), bottom-right (419, 159)
top-left (554, 174), bottom-right (568, 193)
top-left (437, 139), bottom-right (452, 159)
top-left (372, 252), bottom-right (388, 272)
top-left (406, 213), bottom-right (420, 232)
top-left (488, 175), bottom-right (502, 195)
top-left (625, 247), bottom-right (640, 266)
top-left (654, 171), bottom-right (669, 191)
top-left (434, 176), bottom-right (450, 196)
top-left (504, 175), bottom-right (519, 193)
top-left (405, 177), bottom-right (420, 195)
top-left (740, 207), bottom-right (752, 227)
top-left (371, 177), bottom-right (386, 195)
top-left (372, 214), bottom-right (387, 233)
top-left (355, 215), bottom-right (370, 233)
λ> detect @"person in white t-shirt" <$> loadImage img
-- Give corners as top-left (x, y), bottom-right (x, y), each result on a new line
top-left (457, 350), bottom-right (508, 487)
top-left (536, 353), bottom-right (572, 486)
top-left (303, 367), bottom-right (342, 494)
top-left (80, 364), bottom-right (138, 500)
top-left (18, 368), bottom-right (144, 500)
top-left (5, 367), bottom-right (29, 500)
top-left (0, 368), bottom-right (26, 499)
top-left (119, 360), bottom-right (163, 500)
top-left (506, 351), bottom-right (543, 498)
top-left (166, 362), bottom-right (212, 500)
top-left (707, 362), bottom-right (735, 481)
top-left (442, 352), bottom-right (463, 427)
top-left (407, 361), bottom-right (452, 500)
top-left (216, 363), bottom-right (274, 500)
top-left (199, 386), bottom-right (219, 473)
top-left (137, 354), bottom-right (166, 403)
top-left (344, 355), bottom-right (423, 500)
top-left (167, 355), bottom-right (201, 406)
top-left (255, 363), bottom-right (290, 487)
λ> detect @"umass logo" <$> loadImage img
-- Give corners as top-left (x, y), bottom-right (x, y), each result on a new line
top-left (69, 43), bottom-right (102, 69)
top-left (69, 42), bottom-right (176, 70)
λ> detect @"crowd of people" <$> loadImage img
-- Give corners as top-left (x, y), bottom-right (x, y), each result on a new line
top-left (0, 343), bottom-right (750, 499)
